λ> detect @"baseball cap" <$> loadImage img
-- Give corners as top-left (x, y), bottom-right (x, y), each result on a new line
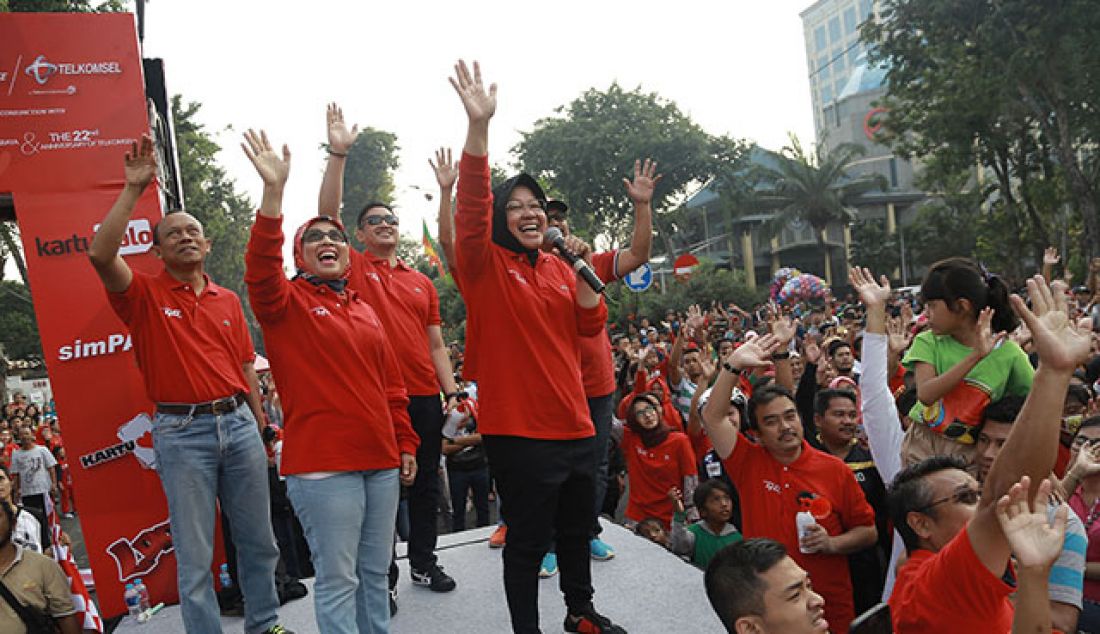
top-left (546, 200), bottom-right (568, 215)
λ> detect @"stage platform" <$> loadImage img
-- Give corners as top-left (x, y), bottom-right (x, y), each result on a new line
top-left (116, 519), bottom-right (723, 633)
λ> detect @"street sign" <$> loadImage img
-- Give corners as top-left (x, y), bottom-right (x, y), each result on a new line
top-left (624, 262), bottom-right (654, 292)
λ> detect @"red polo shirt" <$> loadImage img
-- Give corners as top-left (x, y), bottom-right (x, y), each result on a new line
top-left (578, 252), bottom-right (617, 398)
top-left (245, 214), bottom-right (418, 475)
top-left (348, 250), bottom-right (442, 396)
top-left (890, 526), bottom-right (1014, 633)
top-left (455, 153), bottom-right (606, 440)
top-left (722, 438), bottom-right (875, 634)
top-left (622, 429), bottom-right (696, 527)
top-left (107, 269), bottom-right (253, 404)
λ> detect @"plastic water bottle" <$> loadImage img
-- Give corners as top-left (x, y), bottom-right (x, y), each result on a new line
top-left (219, 563), bottom-right (233, 590)
top-left (134, 578), bottom-right (151, 612)
top-left (124, 583), bottom-right (141, 618)
top-left (796, 504), bottom-right (817, 555)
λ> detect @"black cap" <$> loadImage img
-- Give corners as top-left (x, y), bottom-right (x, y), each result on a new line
top-left (546, 199), bottom-right (568, 215)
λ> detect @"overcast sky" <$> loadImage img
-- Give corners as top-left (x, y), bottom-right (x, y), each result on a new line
top-left (139, 0), bottom-right (816, 255)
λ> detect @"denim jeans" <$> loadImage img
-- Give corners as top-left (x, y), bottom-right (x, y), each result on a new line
top-left (287, 469), bottom-right (400, 634)
top-left (152, 403), bottom-right (280, 634)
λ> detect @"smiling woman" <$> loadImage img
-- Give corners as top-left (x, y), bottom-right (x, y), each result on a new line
top-left (242, 128), bottom-right (419, 634)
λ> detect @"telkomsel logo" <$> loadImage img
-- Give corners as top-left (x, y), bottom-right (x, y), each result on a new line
top-left (22, 54), bottom-right (121, 86)
top-left (35, 219), bottom-right (153, 258)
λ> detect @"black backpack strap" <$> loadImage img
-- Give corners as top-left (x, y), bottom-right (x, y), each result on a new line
top-left (0, 576), bottom-right (42, 628)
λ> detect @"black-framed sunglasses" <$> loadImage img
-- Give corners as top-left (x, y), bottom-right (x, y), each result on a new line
top-left (362, 214), bottom-right (400, 227)
top-left (302, 228), bottom-right (348, 244)
top-left (917, 486), bottom-right (981, 513)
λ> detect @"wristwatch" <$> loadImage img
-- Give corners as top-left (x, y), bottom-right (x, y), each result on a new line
top-left (722, 361), bottom-right (742, 375)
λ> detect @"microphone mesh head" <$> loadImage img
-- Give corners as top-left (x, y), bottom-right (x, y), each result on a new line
top-left (544, 226), bottom-right (563, 244)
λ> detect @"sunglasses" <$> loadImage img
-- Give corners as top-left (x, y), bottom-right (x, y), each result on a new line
top-left (917, 486), bottom-right (981, 513)
top-left (362, 214), bottom-right (400, 227)
top-left (302, 229), bottom-right (348, 244)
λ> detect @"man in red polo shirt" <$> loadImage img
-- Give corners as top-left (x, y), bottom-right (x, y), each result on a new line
top-left (702, 335), bottom-right (877, 634)
top-left (88, 136), bottom-right (289, 634)
top-left (542, 163), bottom-right (657, 562)
top-left (319, 105), bottom-right (461, 594)
top-left (883, 274), bottom-right (1090, 634)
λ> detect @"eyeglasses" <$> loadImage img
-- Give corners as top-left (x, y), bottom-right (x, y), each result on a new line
top-left (917, 486), bottom-right (981, 513)
top-left (302, 229), bottom-right (348, 244)
top-left (362, 214), bottom-right (400, 227)
top-left (634, 405), bottom-right (659, 417)
top-left (505, 200), bottom-right (547, 213)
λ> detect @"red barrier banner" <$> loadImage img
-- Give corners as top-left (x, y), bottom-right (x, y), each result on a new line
top-left (0, 13), bottom-right (179, 617)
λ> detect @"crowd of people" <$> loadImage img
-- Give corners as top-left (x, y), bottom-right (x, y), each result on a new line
top-left (4, 56), bottom-right (1091, 634)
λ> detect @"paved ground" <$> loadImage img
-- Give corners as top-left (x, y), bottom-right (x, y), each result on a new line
top-left (115, 520), bottom-right (722, 633)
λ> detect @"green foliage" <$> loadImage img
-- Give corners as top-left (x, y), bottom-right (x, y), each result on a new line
top-left (849, 219), bottom-right (899, 277)
top-left (515, 83), bottom-right (749, 257)
top-left (171, 96), bottom-right (263, 346)
top-left (864, 0), bottom-right (1100, 261)
top-left (0, 281), bottom-right (41, 361)
top-left (334, 128), bottom-right (400, 251)
top-left (433, 274), bottom-right (466, 344)
top-left (606, 261), bottom-right (764, 325)
top-left (5, 0), bottom-right (124, 11)
top-left (753, 136), bottom-right (885, 280)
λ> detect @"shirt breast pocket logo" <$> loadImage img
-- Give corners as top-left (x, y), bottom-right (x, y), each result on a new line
top-left (507, 269), bottom-right (529, 285)
top-left (310, 306), bottom-right (331, 317)
top-left (161, 307), bottom-right (182, 320)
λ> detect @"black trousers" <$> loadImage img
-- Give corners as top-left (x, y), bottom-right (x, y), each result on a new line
top-left (405, 395), bottom-right (444, 571)
top-left (485, 435), bottom-right (597, 634)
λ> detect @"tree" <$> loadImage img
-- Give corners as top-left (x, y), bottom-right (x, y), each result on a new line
top-left (849, 219), bottom-right (900, 278)
top-left (329, 128), bottom-right (399, 251)
top-left (755, 136), bottom-right (885, 284)
top-left (0, 281), bottom-right (41, 361)
top-left (5, 0), bottom-right (122, 11)
top-left (171, 96), bottom-right (264, 345)
top-left (864, 0), bottom-right (1100, 261)
top-left (515, 83), bottom-right (749, 259)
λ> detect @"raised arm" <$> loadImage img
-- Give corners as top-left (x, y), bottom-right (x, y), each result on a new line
top-left (430, 147), bottom-right (459, 275)
top-left (241, 130), bottom-right (293, 321)
top-left (970, 276), bottom-right (1091, 576)
top-left (615, 159), bottom-right (660, 278)
top-left (768, 313), bottom-right (797, 392)
top-left (996, 477), bottom-right (1067, 634)
top-left (701, 334), bottom-right (781, 459)
top-left (318, 103), bottom-right (358, 217)
top-left (1042, 247), bottom-right (1060, 283)
top-left (850, 267), bottom-right (904, 481)
top-left (450, 60), bottom-right (495, 159)
top-left (450, 60), bottom-right (497, 277)
top-left (88, 135), bottom-right (157, 292)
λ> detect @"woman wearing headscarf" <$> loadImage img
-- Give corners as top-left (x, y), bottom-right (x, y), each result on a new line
top-left (241, 129), bottom-right (418, 634)
top-left (448, 60), bottom-right (625, 634)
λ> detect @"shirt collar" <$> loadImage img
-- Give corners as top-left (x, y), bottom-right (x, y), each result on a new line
top-left (0, 545), bottom-right (26, 578)
top-left (158, 269), bottom-right (217, 294)
top-left (364, 250), bottom-right (411, 271)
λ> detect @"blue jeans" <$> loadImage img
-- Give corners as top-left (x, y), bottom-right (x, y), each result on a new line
top-left (152, 403), bottom-right (280, 634)
top-left (287, 469), bottom-right (400, 634)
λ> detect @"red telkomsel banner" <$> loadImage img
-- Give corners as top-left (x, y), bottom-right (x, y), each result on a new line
top-left (0, 13), bottom-right (179, 617)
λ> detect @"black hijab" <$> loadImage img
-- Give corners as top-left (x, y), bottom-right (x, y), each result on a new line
top-left (491, 173), bottom-right (546, 266)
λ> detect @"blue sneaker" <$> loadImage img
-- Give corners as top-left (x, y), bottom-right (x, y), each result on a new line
top-left (539, 552), bottom-right (558, 578)
top-left (590, 538), bottom-right (615, 561)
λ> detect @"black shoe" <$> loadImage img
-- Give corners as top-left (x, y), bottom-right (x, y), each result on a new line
top-left (410, 564), bottom-right (457, 592)
top-left (564, 607), bottom-right (627, 633)
top-left (389, 588), bottom-right (398, 616)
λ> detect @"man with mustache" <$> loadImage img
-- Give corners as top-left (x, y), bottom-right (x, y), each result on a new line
top-left (702, 340), bottom-right (877, 634)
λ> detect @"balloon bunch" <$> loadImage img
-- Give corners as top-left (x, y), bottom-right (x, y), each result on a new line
top-left (769, 267), bottom-right (801, 303)
top-left (777, 273), bottom-right (829, 307)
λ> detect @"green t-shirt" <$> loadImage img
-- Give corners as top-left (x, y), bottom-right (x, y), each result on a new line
top-left (685, 521), bottom-right (743, 569)
top-left (902, 331), bottom-right (1034, 442)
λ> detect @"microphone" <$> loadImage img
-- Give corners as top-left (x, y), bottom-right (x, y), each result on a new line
top-left (544, 227), bottom-right (606, 294)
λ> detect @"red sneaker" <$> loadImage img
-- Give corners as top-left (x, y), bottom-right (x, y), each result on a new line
top-left (488, 524), bottom-right (507, 549)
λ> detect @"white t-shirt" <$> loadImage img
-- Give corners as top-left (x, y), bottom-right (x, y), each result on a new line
top-left (11, 445), bottom-right (57, 497)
